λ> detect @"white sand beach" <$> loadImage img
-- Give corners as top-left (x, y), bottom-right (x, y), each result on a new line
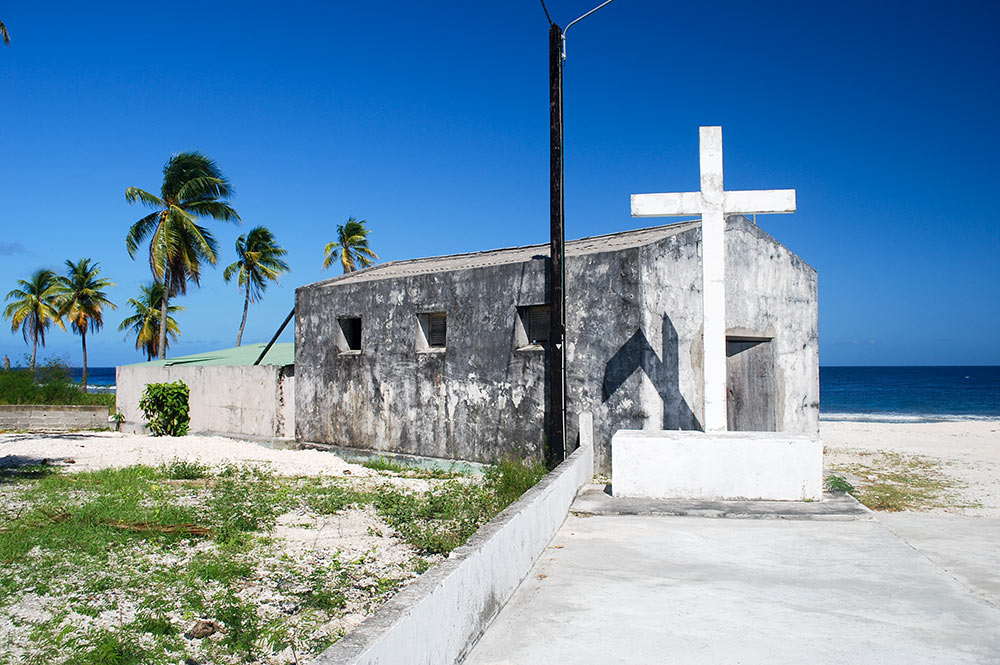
top-left (822, 419), bottom-right (1000, 517)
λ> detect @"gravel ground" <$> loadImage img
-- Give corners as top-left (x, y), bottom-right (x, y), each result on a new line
top-left (0, 431), bottom-right (450, 665)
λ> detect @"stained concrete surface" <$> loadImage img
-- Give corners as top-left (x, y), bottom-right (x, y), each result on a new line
top-left (463, 514), bottom-right (1000, 665)
top-left (572, 484), bottom-right (870, 519)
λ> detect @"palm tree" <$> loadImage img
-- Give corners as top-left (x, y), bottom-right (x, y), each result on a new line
top-left (322, 217), bottom-right (378, 273)
top-left (118, 283), bottom-right (184, 361)
top-left (125, 151), bottom-right (240, 359)
top-left (57, 259), bottom-right (116, 390)
top-left (223, 226), bottom-right (290, 346)
top-left (3, 269), bottom-right (65, 369)
top-left (1, 20), bottom-right (10, 45)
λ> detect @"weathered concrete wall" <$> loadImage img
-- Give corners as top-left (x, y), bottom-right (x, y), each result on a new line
top-left (296, 257), bottom-right (550, 462)
top-left (725, 218), bottom-right (820, 434)
top-left (296, 218), bottom-right (818, 471)
top-left (0, 404), bottom-right (110, 431)
top-left (116, 364), bottom-right (294, 438)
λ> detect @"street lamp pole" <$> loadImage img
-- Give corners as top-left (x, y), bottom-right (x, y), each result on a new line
top-left (547, 20), bottom-right (566, 468)
top-left (545, 0), bottom-right (617, 468)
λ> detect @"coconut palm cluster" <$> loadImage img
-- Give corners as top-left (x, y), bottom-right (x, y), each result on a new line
top-left (4, 151), bottom-right (378, 378)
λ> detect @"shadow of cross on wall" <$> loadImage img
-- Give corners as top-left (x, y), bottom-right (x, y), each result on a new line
top-left (601, 314), bottom-right (701, 430)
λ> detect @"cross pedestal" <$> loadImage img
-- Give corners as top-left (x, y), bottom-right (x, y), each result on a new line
top-left (631, 126), bottom-right (795, 431)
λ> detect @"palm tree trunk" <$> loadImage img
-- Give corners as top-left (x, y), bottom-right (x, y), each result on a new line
top-left (236, 281), bottom-right (250, 346)
top-left (80, 329), bottom-right (88, 391)
top-left (30, 328), bottom-right (37, 370)
top-left (159, 265), bottom-right (169, 360)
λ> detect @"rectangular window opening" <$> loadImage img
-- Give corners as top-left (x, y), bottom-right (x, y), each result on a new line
top-left (428, 313), bottom-right (447, 347)
top-left (338, 317), bottom-right (362, 352)
top-left (517, 305), bottom-right (550, 348)
top-left (417, 312), bottom-right (447, 351)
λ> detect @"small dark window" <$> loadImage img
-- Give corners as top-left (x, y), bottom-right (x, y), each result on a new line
top-left (428, 313), bottom-right (446, 347)
top-left (339, 317), bottom-right (362, 351)
top-left (521, 305), bottom-right (550, 345)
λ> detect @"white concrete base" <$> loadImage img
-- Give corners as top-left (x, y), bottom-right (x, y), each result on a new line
top-left (612, 430), bottom-right (822, 501)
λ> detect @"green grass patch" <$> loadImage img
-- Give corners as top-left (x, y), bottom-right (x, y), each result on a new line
top-left (374, 455), bottom-right (547, 554)
top-left (0, 454), bottom-right (550, 664)
top-left (359, 455), bottom-right (469, 479)
top-left (65, 628), bottom-right (154, 665)
top-left (300, 480), bottom-right (370, 515)
top-left (158, 458), bottom-right (210, 480)
top-left (832, 451), bottom-right (977, 512)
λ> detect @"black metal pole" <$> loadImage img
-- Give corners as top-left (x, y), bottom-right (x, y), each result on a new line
top-left (254, 308), bottom-right (295, 366)
top-left (547, 22), bottom-right (566, 467)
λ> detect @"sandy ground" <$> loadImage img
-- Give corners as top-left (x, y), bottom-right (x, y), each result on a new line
top-left (0, 430), bottom-right (372, 477)
top-left (822, 419), bottom-right (1000, 517)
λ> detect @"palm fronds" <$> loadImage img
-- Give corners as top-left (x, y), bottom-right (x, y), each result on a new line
top-left (323, 217), bottom-right (378, 273)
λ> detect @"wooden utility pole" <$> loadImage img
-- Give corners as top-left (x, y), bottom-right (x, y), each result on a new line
top-left (547, 21), bottom-right (567, 468)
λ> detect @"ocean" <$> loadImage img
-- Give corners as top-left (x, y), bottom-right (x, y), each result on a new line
top-left (820, 366), bottom-right (1000, 422)
top-left (69, 365), bottom-right (1000, 421)
top-left (69, 366), bottom-right (117, 392)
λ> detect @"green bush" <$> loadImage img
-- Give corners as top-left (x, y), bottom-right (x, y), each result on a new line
top-left (0, 357), bottom-right (114, 407)
top-left (824, 474), bottom-right (856, 494)
top-left (138, 381), bottom-right (190, 436)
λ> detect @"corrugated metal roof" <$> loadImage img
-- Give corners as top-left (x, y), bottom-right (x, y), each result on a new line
top-left (305, 220), bottom-right (700, 288)
top-left (127, 342), bottom-right (294, 367)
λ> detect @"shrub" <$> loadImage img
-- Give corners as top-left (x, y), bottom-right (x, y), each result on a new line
top-left (824, 474), bottom-right (856, 494)
top-left (0, 357), bottom-right (113, 406)
top-left (138, 381), bottom-right (190, 436)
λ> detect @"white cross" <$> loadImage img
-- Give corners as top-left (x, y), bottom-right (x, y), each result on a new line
top-left (631, 126), bottom-right (796, 432)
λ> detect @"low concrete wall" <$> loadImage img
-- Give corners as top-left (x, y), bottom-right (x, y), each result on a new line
top-left (612, 430), bottom-right (822, 501)
top-left (116, 365), bottom-right (294, 438)
top-left (314, 414), bottom-right (595, 665)
top-left (0, 404), bottom-right (110, 431)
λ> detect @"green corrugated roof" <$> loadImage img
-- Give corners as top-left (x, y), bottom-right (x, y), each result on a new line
top-left (128, 342), bottom-right (294, 367)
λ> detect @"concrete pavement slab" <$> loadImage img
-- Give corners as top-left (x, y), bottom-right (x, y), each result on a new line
top-left (877, 513), bottom-right (1000, 608)
top-left (463, 514), bottom-right (1000, 665)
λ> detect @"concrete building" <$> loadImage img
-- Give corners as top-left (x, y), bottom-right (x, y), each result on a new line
top-left (295, 216), bottom-right (818, 471)
top-left (116, 343), bottom-right (294, 439)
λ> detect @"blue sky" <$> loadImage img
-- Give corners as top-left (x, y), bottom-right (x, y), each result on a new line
top-left (1, 1), bottom-right (997, 367)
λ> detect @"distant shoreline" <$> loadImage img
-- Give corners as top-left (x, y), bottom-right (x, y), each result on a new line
top-left (821, 412), bottom-right (1000, 423)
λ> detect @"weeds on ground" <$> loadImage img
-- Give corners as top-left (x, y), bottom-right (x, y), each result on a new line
top-left (0, 453), bottom-right (549, 664)
top-left (159, 458), bottom-right (210, 480)
top-left (823, 474), bottom-right (855, 494)
top-left (359, 456), bottom-right (469, 479)
top-left (374, 455), bottom-right (547, 554)
top-left (831, 451), bottom-right (978, 512)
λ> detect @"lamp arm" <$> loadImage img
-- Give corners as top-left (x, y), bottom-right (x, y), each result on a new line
top-left (562, 0), bottom-right (617, 60)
